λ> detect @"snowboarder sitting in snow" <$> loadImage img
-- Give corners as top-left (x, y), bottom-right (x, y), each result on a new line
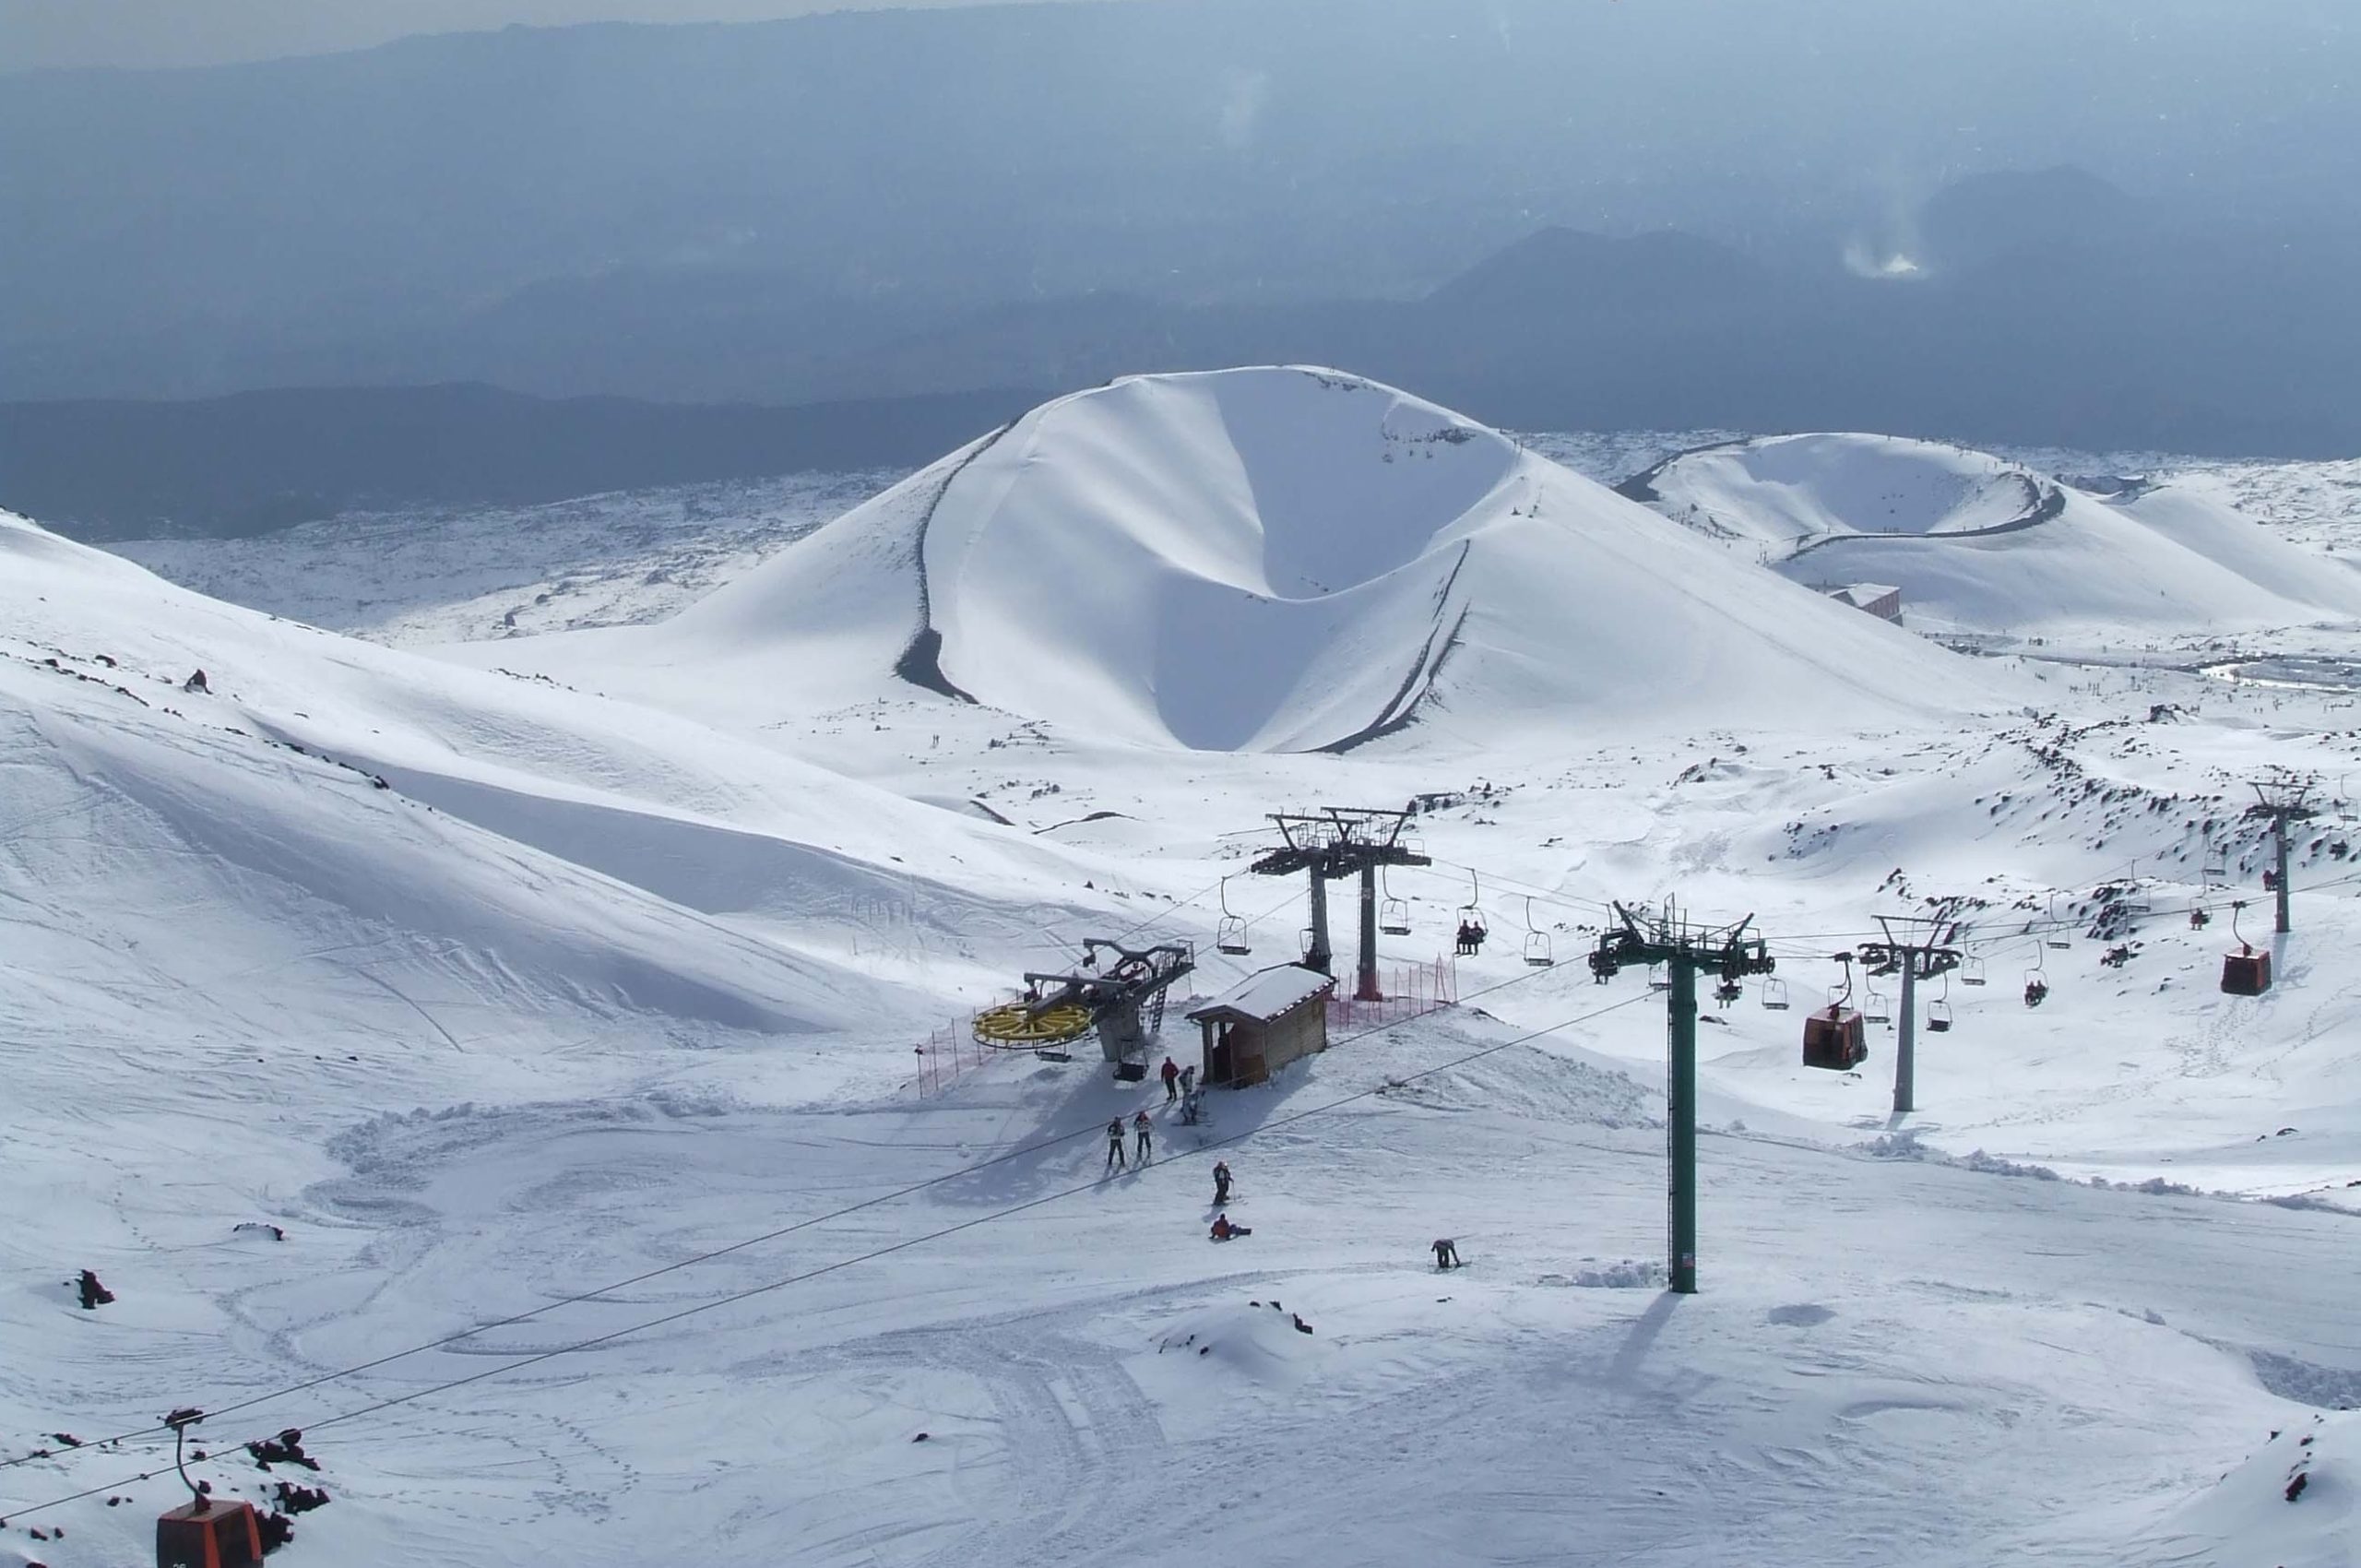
top-left (1105, 1117), bottom-right (1128, 1173)
top-left (183, 669), bottom-right (209, 695)
top-left (1212, 1159), bottom-right (1233, 1206)
top-left (1210, 1213), bottom-right (1252, 1241)
top-left (1160, 1055), bottom-right (1180, 1102)
top-left (1133, 1109), bottom-right (1154, 1162)
top-left (1432, 1238), bottom-right (1461, 1271)
top-left (76, 1269), bottom-right (114, 1310)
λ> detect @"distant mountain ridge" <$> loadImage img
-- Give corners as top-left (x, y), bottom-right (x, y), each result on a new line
top-left (5, 1), bottom-right (2358, 458)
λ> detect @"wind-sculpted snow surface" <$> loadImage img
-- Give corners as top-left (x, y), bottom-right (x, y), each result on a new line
top-left (520, 370), bottom-right (2003, 752)
top-left (1635, 433), bottom-right (2361, 638)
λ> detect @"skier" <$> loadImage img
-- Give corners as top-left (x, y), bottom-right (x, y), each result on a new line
top-left (1179, 1063), bottom-right (1197, 1096)
top-left (1133, 1109), bottom-right (1154, 1163)
top-left (1212, 1159), bottom-right (1233, 1206)
top-left (1105, 1117), bottom-right (1127, 1173)
top-left (1432, 1238), bottom-right (1461, 1270)
top-left (1160, 1056), bottom-right (1180, 1102)
top-left (1210, 1213), bottom-right (1252, 1241)
top-left (1180, 1085), bottom-right (1204, 1125)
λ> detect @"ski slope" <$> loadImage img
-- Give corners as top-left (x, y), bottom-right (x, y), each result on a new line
top-left (8, 373), bottom-right (2361, 1568)
top-left (1631, 433), bottom-right (2361, 642)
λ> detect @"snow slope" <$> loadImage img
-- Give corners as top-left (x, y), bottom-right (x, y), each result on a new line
top-left (469, 371), bottom-right (2011, 750)
top-left (15, 389), bottom-right (2361, 1568)
top-left (1630, 433), bottom-right (2361, 639)
top-left (0, 512), bottom-right (1144, 1040)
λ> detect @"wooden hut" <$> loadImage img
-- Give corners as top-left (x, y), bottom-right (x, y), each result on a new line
top-left (1187, 965), bottom-right (1335, 1088)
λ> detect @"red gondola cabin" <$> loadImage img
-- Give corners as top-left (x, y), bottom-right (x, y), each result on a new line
top-left (1802, 1004), bottom-right (1869, 1070)
top-left (157, 1498), bottom-right (264, 1568)
top-left (2221, 945), bottom-right (2272, 997)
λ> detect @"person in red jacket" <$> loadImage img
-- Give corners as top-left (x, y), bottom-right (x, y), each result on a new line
top-left (1210, 1213), bottom-right (1252, 1241)
top-left (1160, 1056), bottom-right (1180, 1102)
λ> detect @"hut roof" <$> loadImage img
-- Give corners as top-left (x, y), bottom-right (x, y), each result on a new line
top-left (1186, 964), bottom-right (1335, 1026)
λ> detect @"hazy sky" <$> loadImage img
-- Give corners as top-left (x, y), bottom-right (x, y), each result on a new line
top-left (0, 0), bottom-right (1120, 70)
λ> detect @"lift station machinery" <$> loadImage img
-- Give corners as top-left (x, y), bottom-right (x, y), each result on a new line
top-left (973, 938), bottom-right (1195, 1079)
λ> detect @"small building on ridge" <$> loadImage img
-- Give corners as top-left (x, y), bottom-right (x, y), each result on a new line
top-left (1819, 582), bottom-right (1904, 624)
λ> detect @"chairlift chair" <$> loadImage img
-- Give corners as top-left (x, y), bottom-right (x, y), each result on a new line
top-left (1864, 985), bottom-right (1892, 1025)
top-left (1520, 895), bottom-right (1554, 967)
top-left (1648, 961), bottom-right (1671, 992)
top-left (1587, 944), bottom-right (1614, 983)
top-left (1961, 955), bottom-right (1987, 987)
top-left (1761, 977), bottom-right (1792, 1011)
top-left (1455, 871), bottom-right (1488, 956)
top-left (1380, 871), bottom-right (1411, 936)
top-left (1926, 972), bottom-right (1954, 1033)
top-left (1215, 877), bottom-right (1252, 956)
top-left (2046, 894), bottom-right (2074, 950)
top-left (2023, 948), bottom-right (2050, 1008)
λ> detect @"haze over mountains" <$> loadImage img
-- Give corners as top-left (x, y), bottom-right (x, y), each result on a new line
top-left (5, 0), bottom-right (2360, 536)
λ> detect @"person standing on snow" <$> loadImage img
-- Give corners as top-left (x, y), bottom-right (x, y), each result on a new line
top-left (1212, 1159), bottom-right (1232, 1206)
top-left (1160, 1056), bottom-right (1180, 1102)
top-left (1432, 1238), bottom-right (1461, 1270)
top-left (1106, 1117), bottom-right (1128, 1173)
top-left (1133, 1110), bottom-right (1154, 1163)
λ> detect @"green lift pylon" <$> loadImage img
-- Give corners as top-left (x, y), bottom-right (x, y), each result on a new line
top-left (1589, 901), bottom-right (1775, 1295)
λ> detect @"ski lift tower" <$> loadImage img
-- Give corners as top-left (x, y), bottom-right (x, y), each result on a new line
top-left (1250, 808), bottom-right (1431, 1002)
top-left (2248, 776), bottom-right (2317, 934)
top-left (1589, 900), bottom-right (1775, 1296)
top-left (1857, 916), bottom-right (1962, 1116)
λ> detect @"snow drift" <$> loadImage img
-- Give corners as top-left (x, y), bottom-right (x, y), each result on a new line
top-left (496, 369), bottom-right (2006, 751)
top-left (1627, 433), bottom-right (2361, 638)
